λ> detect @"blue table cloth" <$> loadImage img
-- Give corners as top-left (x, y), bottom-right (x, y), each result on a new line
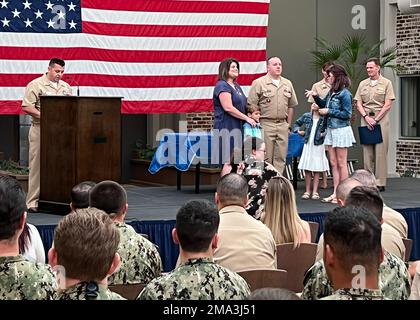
top-left (149, 132), bottom-right (304, 174)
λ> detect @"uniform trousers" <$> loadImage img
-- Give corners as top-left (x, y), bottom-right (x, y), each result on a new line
top-left (27, 123), bottom-right (40, 209)
top-left (362, 112), bottom-right (389, 186)
top-left (260, 119), bottom-right (288, 175)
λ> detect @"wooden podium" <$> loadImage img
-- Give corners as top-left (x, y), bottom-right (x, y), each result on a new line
top-left (39, 96), bottom-right (121, 214)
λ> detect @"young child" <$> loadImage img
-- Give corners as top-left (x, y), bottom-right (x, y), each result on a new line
top-left (293, 107), bottom-right (329, 200)
top-left (243, 105), bottom-right (263, 139)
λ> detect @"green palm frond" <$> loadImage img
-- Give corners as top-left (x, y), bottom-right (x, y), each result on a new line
top-left (345, 34), bottom-right (368, 64)
top-left (366, 39), bottom-right (385, 60)
top-left (309, 34), bottom-right (401, 94)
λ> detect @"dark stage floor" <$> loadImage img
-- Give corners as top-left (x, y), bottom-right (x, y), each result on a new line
top-left (27, 177), bottom-right (420, 226)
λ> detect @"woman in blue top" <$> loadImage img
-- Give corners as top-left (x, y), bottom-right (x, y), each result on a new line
top-left (305, 64), bottom-right (355, 203)
top-left (213, 58), bottom-right (256, 164)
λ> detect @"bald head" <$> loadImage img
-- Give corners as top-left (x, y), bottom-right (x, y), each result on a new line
top-left (216, 173), bottom-right (248, 207)
top-left (351, 169), bottom-right (376, 188)
top-left (336, 178), bottom-right (362, 205)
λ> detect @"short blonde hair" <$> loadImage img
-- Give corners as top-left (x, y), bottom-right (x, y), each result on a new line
top-left (54, 207), bottom-right (120, 281)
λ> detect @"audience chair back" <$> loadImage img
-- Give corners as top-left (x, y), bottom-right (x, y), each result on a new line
top-left (276, 242), bottom-right (317, 293)
top-left (308, 221), bottom-right (319, 243)
top-left (108, 283), bottom-right (146, 300)
top-left (402, 238), bottom-right (413, 262)
top-left (238, 269), bottom-right (288, 292)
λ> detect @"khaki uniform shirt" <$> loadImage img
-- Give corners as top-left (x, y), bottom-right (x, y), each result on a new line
top-left (214, 205), bottom-right (277, 272)
top-left (321, 288), bottom-right (386, 300)
top-left (55, 282), bottom-right (125, 300)
top-left (0, 255), bottom-right (57, 300)
top-left (137, 257), bottom-right (251, 300)
top-left (22, 73), bottom-right (72, 124)
top-left (382, 205), bottom-right (408, 238)
top-left (247, 74), bottom-right (298, 122)
top-left (307, 79), bottom-right (330, 102)
top-left (301, 251), bottom-right (411, 300)
top-left (108, 222), bottom-right (162, 285)
top-left (354, 75), bottom-right (395, 114)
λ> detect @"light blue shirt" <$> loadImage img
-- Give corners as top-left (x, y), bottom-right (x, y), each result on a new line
top-left (243, 123), bottom-right (263, 139)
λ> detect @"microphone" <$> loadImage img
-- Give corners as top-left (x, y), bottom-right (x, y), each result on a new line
top-left (64, 75), bottom-right (80, 96)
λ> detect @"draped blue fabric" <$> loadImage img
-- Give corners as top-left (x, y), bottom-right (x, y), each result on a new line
top-left (397, 208), bottom-right (420, 261)
top-left (300, 212), bottom-right (327, 243)
top-left (35, 224), bottom-right (56, 263)
top-left (149, 132), bottom-right (304, 174)
top-left (35, 208), bottom-right (420, 272)
top-left (128, 220), bottom-right (179, 272)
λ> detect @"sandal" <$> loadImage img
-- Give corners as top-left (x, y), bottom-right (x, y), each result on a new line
top-left (311, 192), bottom-right (320, 200)
top-left (321, 195), bottom-right (337, 204)
top-left (301, 192), bottom-right (310, 200)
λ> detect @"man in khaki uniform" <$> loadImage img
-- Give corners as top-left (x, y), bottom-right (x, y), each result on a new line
top-left (355, 58), bottom-right (395, 191)
top-left (247, 56), bottom-right (298, 174)
top-left (307, 62), bottom-right (333, 103)
top-left (22, 58), bottom-right (72, 211)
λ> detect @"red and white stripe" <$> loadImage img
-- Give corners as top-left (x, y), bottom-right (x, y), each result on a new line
top-left (0, 0), bottom-right (270, 114)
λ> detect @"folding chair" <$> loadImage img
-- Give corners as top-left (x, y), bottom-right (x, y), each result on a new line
top-left (238, 269), bottom-right (288, 292)
top-left (402, 238), bottom-right (413, 262)
top-left (108, 283), bottom-right (146, 300)
top-left (276, 242), bottom-right (317, 292)
top-left (307, 221), bottom-right (319, 243)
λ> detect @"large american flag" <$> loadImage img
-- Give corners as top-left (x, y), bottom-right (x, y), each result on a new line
top-left (0, 0), bottom-right (269, 114)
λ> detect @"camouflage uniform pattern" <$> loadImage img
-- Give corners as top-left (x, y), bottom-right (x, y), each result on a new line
top-left (55, 282), bottom-right (125, 300)
top-left (321, 288), bottom-right (386, 300)
top-left (301, 251), bottom-right (411, 300)
top-left (108, 222), bottom-right (162, 285)
top-left (0, 255), bottom-right (56, 300)
top-left (137, 258), bottom-right (251, 300)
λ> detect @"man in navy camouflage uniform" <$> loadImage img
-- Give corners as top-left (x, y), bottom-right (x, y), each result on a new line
top-left (0, 176), bottom-right (56, 300)
top-left (89, 180), bottom-right (162, 285)
top-left (138, 200), bottom-right (251, 300)
top-left (49, 207), bottom-right (124, 300)
top-left (321, 206), bottom-right (386, 300)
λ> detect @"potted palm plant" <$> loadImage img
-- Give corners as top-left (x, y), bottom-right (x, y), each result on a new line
top-left (309, 34), bottom-right (401, 122)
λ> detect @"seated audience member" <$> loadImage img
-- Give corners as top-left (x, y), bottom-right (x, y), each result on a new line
top-left (316, 179), bottom-right (405, 261)
top-left (89, 180), bottom-right (162, 285)
top-left (248, 288), bottom-right (301, 300)
top-left (345, 186), bottom-right (405, 260)
top-left (213, 173), bottom-right (277, 272)
top-left (262, 176), bottom-right (310, 246)
top-left (239, 137), bottom-right (280, 220)
top-left (0, 176), bottom-right (56, 300)
top-left (49, 207), bottom-right (124, 300)
top-left (138, 200), bottom-right (250, 300)
top-left (70, 181), bottom-right (96, 212)
top-left (321, 206), bottom-right (385, 300)
top-left (20, 222), bottom-right (45, 263)
top-left (302, 186), bottom-right (411, 300)
top-left (351, 169), bottom-right (408, 238)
